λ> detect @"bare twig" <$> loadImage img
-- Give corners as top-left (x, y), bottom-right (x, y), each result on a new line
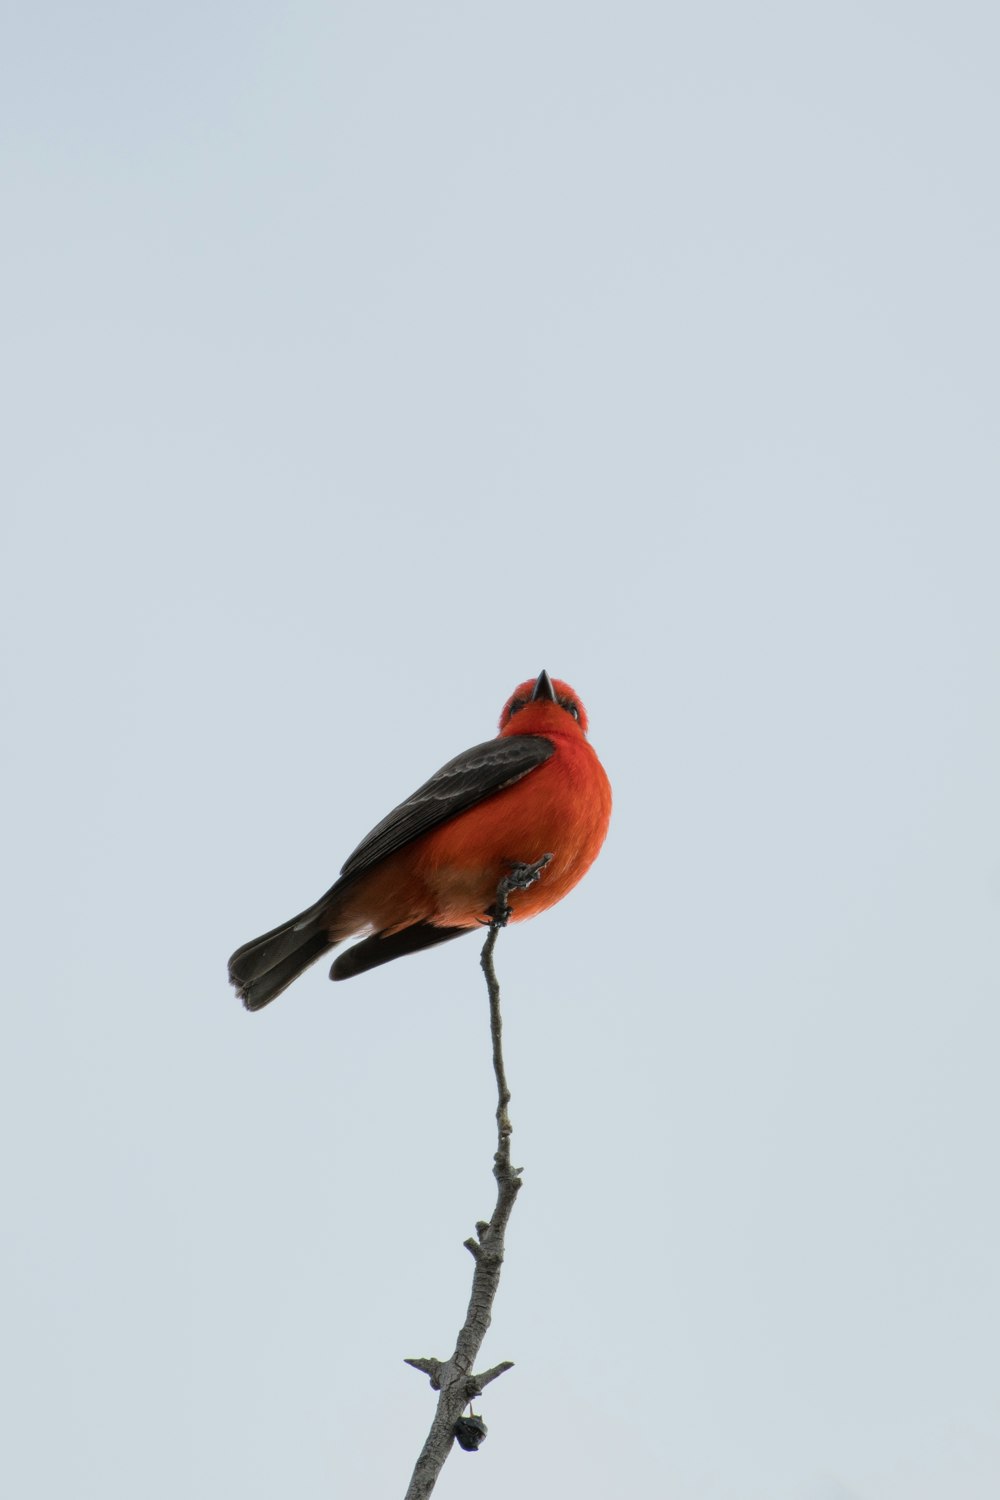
top-left (402, 856), bottom-right (552, 1500)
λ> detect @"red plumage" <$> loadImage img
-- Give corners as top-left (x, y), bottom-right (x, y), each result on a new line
top-left (228, 671), bottom-right (611, 1008)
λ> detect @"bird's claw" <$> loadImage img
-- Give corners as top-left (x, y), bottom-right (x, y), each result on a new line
top-left (486, 854), bottom-right (554, 927)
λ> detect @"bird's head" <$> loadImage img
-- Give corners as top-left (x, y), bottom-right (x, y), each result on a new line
top-left (499, 670), bottom-right (590, 737)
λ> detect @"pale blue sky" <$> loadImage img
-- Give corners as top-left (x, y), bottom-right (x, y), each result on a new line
top-left (3, 4), bottom-right (999, 1497)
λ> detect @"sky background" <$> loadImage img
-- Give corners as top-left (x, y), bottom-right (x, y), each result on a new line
top-left (3, 3), bottom-right (999, 1497)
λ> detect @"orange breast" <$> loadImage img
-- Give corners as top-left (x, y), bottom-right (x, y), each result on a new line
top-left (339, 732), bottom-right (611, 937)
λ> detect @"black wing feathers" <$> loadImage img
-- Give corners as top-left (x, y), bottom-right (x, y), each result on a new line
top-left (330, 923), bottom-right (468, 981)
top-left (339, 734), bottom-right (555, 880)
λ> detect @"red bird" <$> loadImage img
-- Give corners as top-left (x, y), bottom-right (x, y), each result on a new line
top-left (228, 670), bottom-right (612, 1009)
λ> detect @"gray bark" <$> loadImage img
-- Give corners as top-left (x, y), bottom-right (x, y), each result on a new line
top-left (402, 857), bottom-right (551, 1499)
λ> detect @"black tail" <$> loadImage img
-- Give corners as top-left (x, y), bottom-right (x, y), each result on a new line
top-left (229, 902), bottom-right (471, 1006)
top-left (228, 899), bottom-right (337, 1011)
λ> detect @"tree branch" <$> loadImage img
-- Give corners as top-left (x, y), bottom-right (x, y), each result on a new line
top-left (402, 856), bottom-right (552, 1499)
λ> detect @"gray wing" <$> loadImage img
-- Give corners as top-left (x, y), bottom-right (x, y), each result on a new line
top-left (339, 735), bottom-right (555, 880)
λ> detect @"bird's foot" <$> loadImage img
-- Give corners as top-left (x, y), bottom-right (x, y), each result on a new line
top-left (487, 853), bottom-right (554, 927)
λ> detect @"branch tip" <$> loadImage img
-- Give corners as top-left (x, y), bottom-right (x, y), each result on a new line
top-left (404, 1356), bottom-right (443, 1389)
top-left (468, 1360), bottom-right (515, 1394)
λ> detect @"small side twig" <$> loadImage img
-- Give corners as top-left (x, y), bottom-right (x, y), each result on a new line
top-left (402, 856), bottom-right (552, 1500)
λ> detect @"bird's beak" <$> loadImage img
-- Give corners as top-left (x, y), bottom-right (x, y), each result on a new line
top-left (530, 669), bottom-right (557, 703)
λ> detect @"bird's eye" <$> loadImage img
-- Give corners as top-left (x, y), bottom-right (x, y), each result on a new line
top-left (559, 698), bottom-right (580, 720)
top-left (508, 697), bottom-right (526, 718)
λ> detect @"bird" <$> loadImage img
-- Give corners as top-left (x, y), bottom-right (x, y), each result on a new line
top-left (228, 670), bottom-right (612, 1009)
